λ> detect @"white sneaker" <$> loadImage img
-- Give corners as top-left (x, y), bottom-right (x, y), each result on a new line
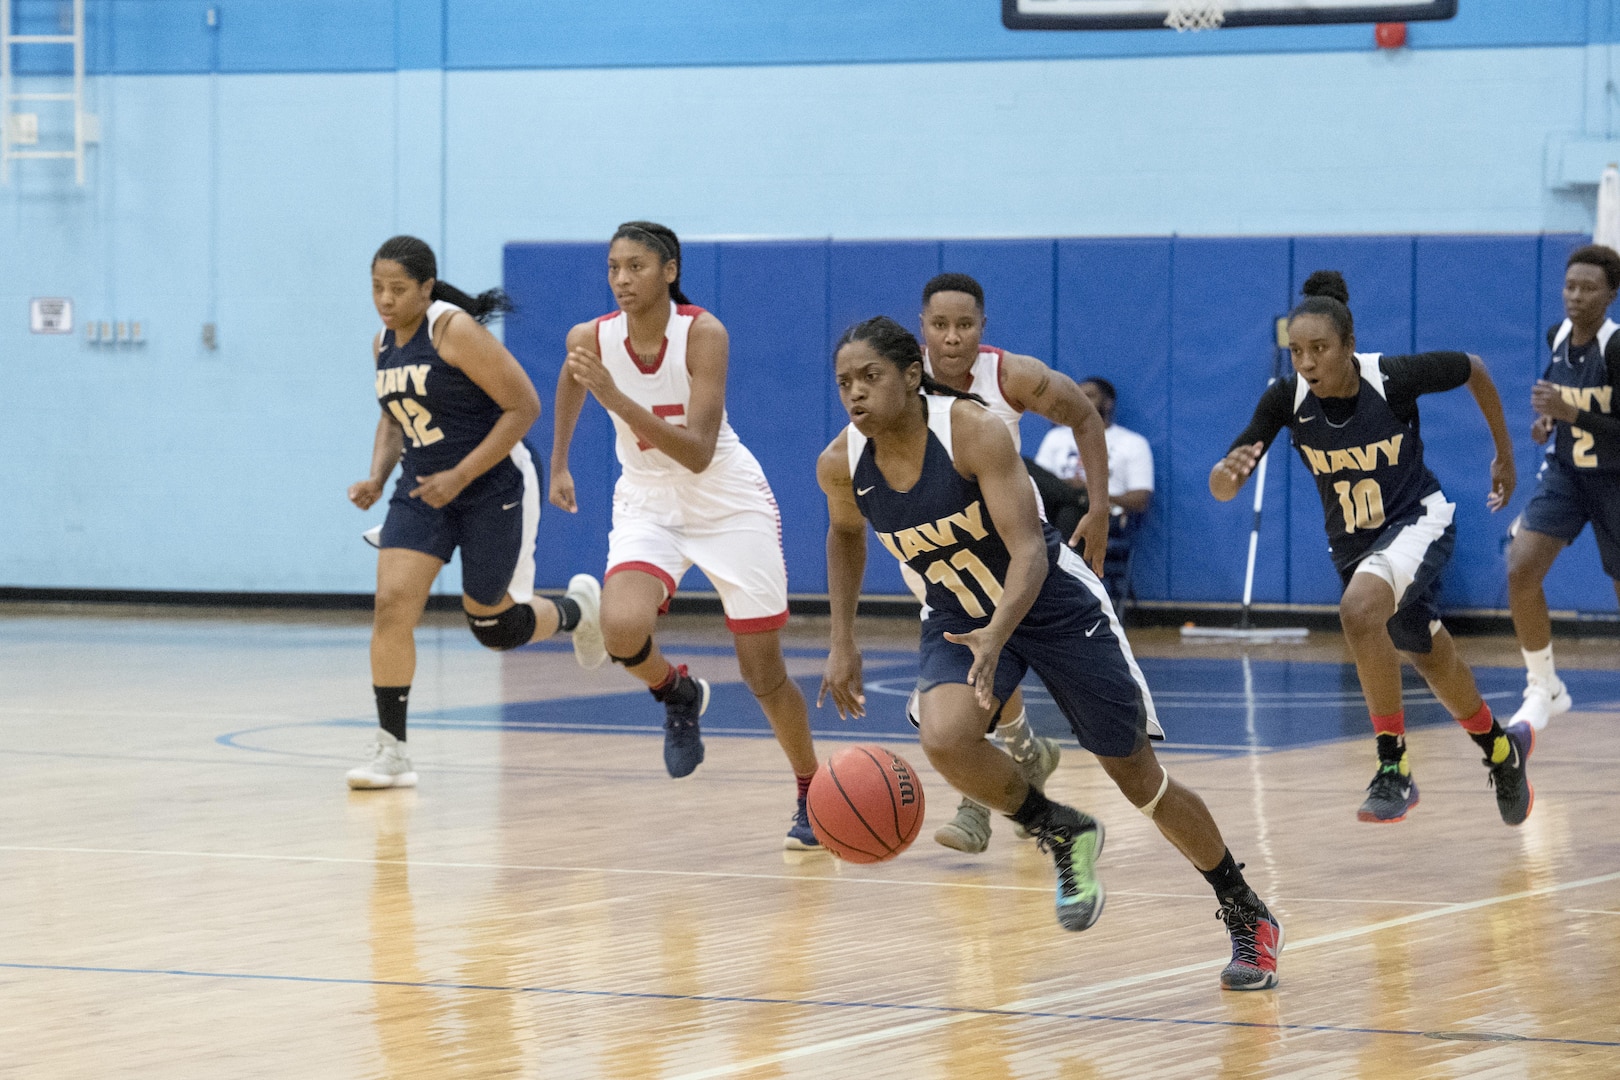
top-left (361, 525), bottom-right (383, 549)
top-left (1510, 676), bottom-right (1572, 732)
top-left (346, 739), bottom-right (417, 789)
top-left (566, 573), bottom-right (607, 670)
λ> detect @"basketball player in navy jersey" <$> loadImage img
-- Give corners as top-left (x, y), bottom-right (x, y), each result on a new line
top-left (1505, 244), bottom-right (1620, 730)
top-left (550, 222), bottom-right (823, 850)
top-left (914, 272), bottom-right (1110, 853)
top-left (820, 317), bottom-right (1281, 991)
top-left (347, 236), bottom-right (605, 790)
top-left (1212, 271), bottom-right (1531, 826)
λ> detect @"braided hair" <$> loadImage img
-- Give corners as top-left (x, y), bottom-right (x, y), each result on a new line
top-left (836, 316), bottom-right (987, 405)
top-left (372, 235), bottom-right (512, 324)
top-left (1288, 270), bottom-right (1353, 343)
top-left (611, 220), bottom-right (692, 305)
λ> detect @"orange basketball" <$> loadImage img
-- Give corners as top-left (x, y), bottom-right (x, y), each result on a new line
top-left (807, 744), bottom-right (926, 863)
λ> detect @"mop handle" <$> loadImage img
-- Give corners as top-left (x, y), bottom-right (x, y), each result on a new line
top-left (1239, 439), bottom-right (1271, 613)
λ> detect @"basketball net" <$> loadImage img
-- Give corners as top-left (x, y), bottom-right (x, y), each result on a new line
top-left (1163, 0), bottom-right (1226, 31)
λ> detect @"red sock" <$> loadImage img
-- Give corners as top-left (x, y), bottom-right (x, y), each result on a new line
top-left (651, 664), bottom-right (678, 693)
top-left (1456, 701), bottom-right (1494, 735)
top-left (796, 773), bottom-right (814, 801)
top-left (1371, 709), bottom-right (1406, 737)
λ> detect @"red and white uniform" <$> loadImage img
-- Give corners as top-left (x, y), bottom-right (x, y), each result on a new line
top-left (924, 345), bottom-right (1023, 450)
top-left (596, 302), bottom-right (788, 633)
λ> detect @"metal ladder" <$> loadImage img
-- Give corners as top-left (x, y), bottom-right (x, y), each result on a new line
top-left (1, 0), bottom-right (87, 184)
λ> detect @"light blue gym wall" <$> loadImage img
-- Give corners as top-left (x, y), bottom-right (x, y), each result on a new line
top-left (2, 0), bottom-right (1617, 613)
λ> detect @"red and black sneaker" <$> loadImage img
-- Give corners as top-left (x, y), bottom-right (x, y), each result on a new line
top-left (1218, 890), bottom-right (1282, 991)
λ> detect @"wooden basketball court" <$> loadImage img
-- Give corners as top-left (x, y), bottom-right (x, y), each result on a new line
top-left (2, 604), bottom-right (1617, 1078)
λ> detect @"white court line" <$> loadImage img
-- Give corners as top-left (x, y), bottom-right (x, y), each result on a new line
top-left (1567, 908), bottom-right (1620, 916)
top-left (0, 844), bottom-right (1455, 907)
top-left (664, 868), bottom-right (1620, 1080)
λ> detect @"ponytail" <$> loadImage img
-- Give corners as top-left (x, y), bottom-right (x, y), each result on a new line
top-left (372, 235), bottom-right (512, 324)
top-left (612, 220), bottom-right (691, 305)
top-left (836, 316), bottom-right (987, 406)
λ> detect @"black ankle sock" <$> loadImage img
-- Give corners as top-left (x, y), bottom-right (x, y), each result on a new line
top-left (1375, 734), bottom-right (1406, 766)
top-left (1468, 720), bottom-right (1505, 757)
top-left (374, 685), bottom-right (409, 743)
top-left (1201, 849), bottom-right (1249, 901)
top-left (552, 596), bottom-right (581, 633)
top-left (1010, 786), bottom-right (1055, 830)
top-left (651, 665), bottom-right (695, 704)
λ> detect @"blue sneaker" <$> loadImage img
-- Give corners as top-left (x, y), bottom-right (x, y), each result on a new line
top-left (658, 665), bottom-right (709, 779)
top-left (1357, 760), bottom-right (1419, 823)
top-left (1034, 806), bottom-right (1105, 932)
top-left (785, 796), bottom-right (822, 851)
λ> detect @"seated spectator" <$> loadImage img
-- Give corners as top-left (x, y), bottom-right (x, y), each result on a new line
top-left (1033, 376), bottom-right (1154, 534)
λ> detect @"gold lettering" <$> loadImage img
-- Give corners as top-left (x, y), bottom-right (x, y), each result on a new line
top-left (1327, 449), bottom-right (1356, 473)
top-left (406, 364), bottom-right (430, 396)
top-left (940, 500), bottom-right (989, 541)
top-left (895, 528), bottom-right (936, 560)
top-left (875, 532), bottom-right (905, 561)
top-left (1377, 434), bottom-right (1403, 466)
top-left (1594, 386), bottom-right (1613, 413)
top-left (917, 520), bottom-right (957, 548)
top-left (374, 370), bottom-right (388, 398)
top-left (1349, 445), bottom-right (1381, 471)
top-left (1303, 446), bottom-right (1331, 475)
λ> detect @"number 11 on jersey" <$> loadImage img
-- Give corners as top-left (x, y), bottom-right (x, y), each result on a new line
top-left (924, 549), bottom-right (1005, 618)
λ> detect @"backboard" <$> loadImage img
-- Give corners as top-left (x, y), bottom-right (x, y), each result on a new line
top-left (1002, 0), bottom-right (1457, 30)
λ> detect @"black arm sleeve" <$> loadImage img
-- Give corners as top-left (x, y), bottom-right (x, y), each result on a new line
top-left (1381, 351), bottom-right (1473, 396)
top-left (1573, 335), bottom-right (1620, 440)
top-left (1227, 378), bottom-right (1293, 456)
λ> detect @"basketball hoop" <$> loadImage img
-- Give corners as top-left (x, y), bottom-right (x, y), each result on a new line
top-left (1164, 0), bottom-right (1226, 31)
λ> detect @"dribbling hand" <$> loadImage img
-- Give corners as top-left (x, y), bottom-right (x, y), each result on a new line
top-left (549, 468), bottom-right (577, 513)
top-left (941, 627), bottom-right (1005, 712)
top-left (348, 478), bottom-right (384, 511)
top-left (817, 646), bottom-right (865, 720)
top-left (1530, 414), bottom-right (1554, 445)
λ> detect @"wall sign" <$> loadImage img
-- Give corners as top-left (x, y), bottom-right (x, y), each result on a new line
top-left (30, 298), bottom-right (73, 334)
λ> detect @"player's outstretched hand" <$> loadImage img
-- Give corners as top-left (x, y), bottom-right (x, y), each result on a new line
top-left (1487, 454), bottom-right (1515, 512)
top-left (941, 627), bottom-right (1005, 712)
top-left (549, 467), bottom-right (577, 513)
top-left (1210, 442), bottom-right (1264, 501)
top-left (409, 470), bottom-right (468, 509)
top-left (818, 646), bottom-right (865, 720)
top-left (1530, 414), bottom-right (1554, 445)
top-left (1069, 506), bottom-right (1109, 576)
top-left (348, 478), bottom-right (383, 511)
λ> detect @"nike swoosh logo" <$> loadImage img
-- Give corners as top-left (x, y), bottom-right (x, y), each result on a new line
top-left (1398, 784), bottom-right (1411, 799)
top-left (1299, 415), bottom-right (1316, 423)
top-left (1085, 621), bottom-right (1101, 637)
top-left (856, 486), bottom-right (874, 496)
top-left (502, 501), bottom-right (521, 510)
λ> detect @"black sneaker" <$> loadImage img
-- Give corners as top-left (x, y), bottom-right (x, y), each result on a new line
top-left (658, 665), bottom-right (709, 778)
top-left (1032, 805), bottom-right (1105, 932)
top-left (1485, 722), bottom-right (1535, 826)
top-left (1217, 889), bottom-right (1283, 991)
top-left (1356, 761), bottom-right (1419, 823)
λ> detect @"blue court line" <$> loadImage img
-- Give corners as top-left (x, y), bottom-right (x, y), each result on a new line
top-left (2, 961), bottom-right (1614, 1049)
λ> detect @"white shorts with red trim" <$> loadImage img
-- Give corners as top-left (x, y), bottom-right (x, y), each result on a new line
top-left (605, 448), bottom-right (789, 634)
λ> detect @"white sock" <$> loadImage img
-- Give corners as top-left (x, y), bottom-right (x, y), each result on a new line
top-left (998, 709), bottom-right (1037, 763)
top-left (1522, 645), bottom-right (1557, 687)
top-left (377, 728), bottom-right (402, 746)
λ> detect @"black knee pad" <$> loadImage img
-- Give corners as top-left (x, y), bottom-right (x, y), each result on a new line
top-left (610, 636), bottom-right (652, 667)
top-left (466, 604), bottom-right (536, 651)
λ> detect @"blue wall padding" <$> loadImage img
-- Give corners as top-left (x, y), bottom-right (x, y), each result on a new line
top-left (1414, 236), bottom-right (1543, 611)
top-left (504, 232), bottom-right (1611, 617)
top-left (1053, 238), bottom-right (1174, 600)
top-left (1166, 238), bottom-right (1293, 602)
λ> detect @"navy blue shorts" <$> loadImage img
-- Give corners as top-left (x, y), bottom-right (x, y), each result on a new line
top-left (917, 549), bottom-right (1154, 759)
top-left (379, 447), bottom-right (540, 606)
top-left (1520, 455), bottom-right (1620, 580)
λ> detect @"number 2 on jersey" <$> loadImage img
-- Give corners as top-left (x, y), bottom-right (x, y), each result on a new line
top-left (1333, 478), bottom-right (1386, 533)
top-left (924, 549), bottom-right (1005, 618)
top-left (387, 399), bottom-right (445, 448)
top-left (1571, 425), bottom-right (1597, 468)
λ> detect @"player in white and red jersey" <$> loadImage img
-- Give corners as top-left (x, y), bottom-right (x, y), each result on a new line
top-left (913, 271), bottom-right (1120, 853)
top-left (550, 221), bottom-right (822, 851)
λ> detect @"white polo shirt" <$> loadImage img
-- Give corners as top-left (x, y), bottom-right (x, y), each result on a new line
top-left (1034, 422), bottom-right (1155, 514)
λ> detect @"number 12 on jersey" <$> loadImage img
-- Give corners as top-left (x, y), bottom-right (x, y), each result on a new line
top-left (924, 549), bottom-right (1005, 618)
